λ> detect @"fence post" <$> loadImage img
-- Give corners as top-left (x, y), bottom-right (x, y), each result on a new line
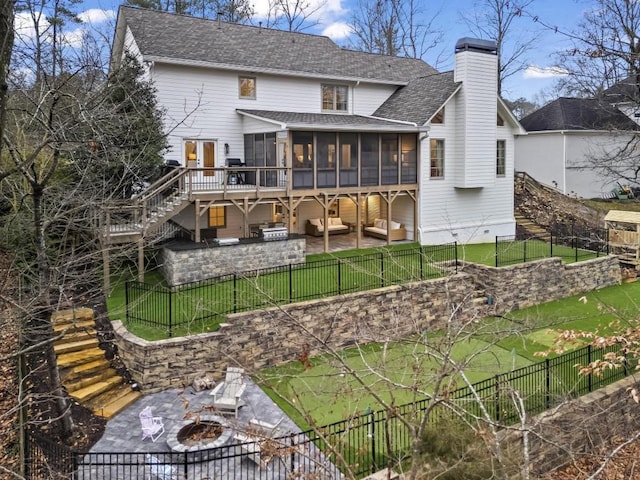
top-left (523, 239), bottom-right (527, 263)
top-left (495, 237), bottom-right (498, 268)
top-left (370, 411), bottom-right (376, 474)
top-left (454, 242), bottom-right (458, 273)
top-left (168, 289), bottom-right (173, 338)
top-left (125, 281), bottom-right (130, 325)
top-left (419, 246), bottom-right (424, 279)
top-left (550, 231), bottom-right (553, 257)
top-left (545, 358), bottom-right (551, 409)
top-left (233, 274), bottom-right (237, 313)
top-left (494, 375), bottom-right (501, 423)
top-left (574, 234), bottom-right (578, 263)
top-left (338, 260), bottom-right (342, 295)
top-left (588, 345), bottom-right (592, 392)
top-left (290, 433), bottom-right (296, 472)
top-left (183, 451), bottom-right (188, 479)
top-left (289, 264), bottom-right (293, 302)
top-left (380, 252), bottom-right (384, 288)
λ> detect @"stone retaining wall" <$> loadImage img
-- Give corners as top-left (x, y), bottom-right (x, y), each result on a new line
top-left (113, 255), bottom-right (622, 392)
top-left (463, 255), bottom-right (621, 316)
top-left (113, 274), bottom-right (477, 392)
top-left (159, 237), bottom-right (305, 286)
top-left (508, 376), bottom-right (640, 476)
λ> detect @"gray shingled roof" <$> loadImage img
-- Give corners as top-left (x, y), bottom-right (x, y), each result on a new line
top-left (118, 6), bottom-right (437, 84)
top-left (519, 97), bottom-right (639, 132)
top-left (373, 72), bottom-right (460, 124)
top-left (603, 76), bottom-right (640, 104)
top-left (237, 110), bottom-right (419, 130)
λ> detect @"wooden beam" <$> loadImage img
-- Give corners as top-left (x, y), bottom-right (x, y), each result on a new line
top-left (195, 199), bottom-right (201, 243)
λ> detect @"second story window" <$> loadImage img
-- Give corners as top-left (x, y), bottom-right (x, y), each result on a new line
top-left (430, 139), bottom-right (444, 178)
top-left (239, 76), bottom-right (256, 99)
top-left (496, 140), bottom-right (506, 176)
top-left (322, 84), bottom-right (348, 112)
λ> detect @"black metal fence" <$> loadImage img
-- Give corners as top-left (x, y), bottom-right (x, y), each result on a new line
top-left (496, 226), bottom-right (609, 267)
top-left (126, 243), bottom-right (458, 337)
top-left (25, 343), bottom-right (631, 480)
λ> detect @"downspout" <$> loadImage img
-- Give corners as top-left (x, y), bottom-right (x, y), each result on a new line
top-left (417, 126), bottom-right (431, 243)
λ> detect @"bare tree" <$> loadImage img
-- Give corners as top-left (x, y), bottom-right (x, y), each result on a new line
top-left (349, 0), bottom-right (442, 58)
top-left (263, 0), bottom-right (327, 32)
top-left (461, 0), bottom-right (539, 95)
top-left (1, 2), bottom-right (167, 443)
top-left (125, 0), bottom-right (254, 22)
top-left (554, 0), bottom-right (640, 97)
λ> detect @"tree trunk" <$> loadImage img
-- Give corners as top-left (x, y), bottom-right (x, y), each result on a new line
top-left (32, 186), bottom-right (74, 438)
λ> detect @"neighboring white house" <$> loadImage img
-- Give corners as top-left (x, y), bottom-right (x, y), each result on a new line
top-left (109, 7), bottom-right (523, 250)
top-left (515, 95), bottom-right (640, 199)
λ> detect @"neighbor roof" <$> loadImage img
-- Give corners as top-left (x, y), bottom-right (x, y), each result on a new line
top-left (519, 97), bottom-right (639, 132)
top-left (373, 72), bottom-right (460, 125)
top-left (603, 76), bottom-right (640, 104)
top-left (236, 110), bottom-right (420, 131)
top-left (115, 7), bottom-right (437, 84)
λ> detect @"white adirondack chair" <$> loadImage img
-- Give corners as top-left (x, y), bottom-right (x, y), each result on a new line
top-left (139, 406), bottom-right (165, 442)
top-left (210, 366), bottom-right (246, 418)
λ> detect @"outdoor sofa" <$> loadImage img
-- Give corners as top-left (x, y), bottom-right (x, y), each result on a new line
top-left (363, 218), bottom-right (407, 241)
top-left (305, 217), bottom-right (350, 236)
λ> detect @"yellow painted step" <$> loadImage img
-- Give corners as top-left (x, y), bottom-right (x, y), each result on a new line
top-left (61, 359), bottom-right (110, 383)
top-left (54, 330), bottom-right (96, 345)
top-left (69, 376), bottom-right (123, 403)
top-left (54, 338), bottom-right (99, 355)
top-left (51, 308), bottom-right (94, 325)
top-left (57, 347), bottom-right (105, 369)
top-left (89, 387), bottom-right (142, 419)
top-left (53, 319), bottom-right (95, 335)
top-left (64, 368), bottom-right (117, 393)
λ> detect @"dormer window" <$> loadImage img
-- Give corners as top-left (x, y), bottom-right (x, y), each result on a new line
top-left (239, 76), bottom-right (256, 99)
top-left (322, 84), bottom-right (348, 112)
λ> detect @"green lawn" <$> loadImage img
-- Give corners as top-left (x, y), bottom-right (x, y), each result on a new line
top-left (260, 281), bottom-right (640, 427)
top-left (260, 337), bottom-right (533, 426)
top-left (107, 240), bottom-right (606, 340)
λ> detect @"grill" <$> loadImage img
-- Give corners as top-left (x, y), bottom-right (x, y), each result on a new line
top-left (260, 227), bottom-right (288, 241)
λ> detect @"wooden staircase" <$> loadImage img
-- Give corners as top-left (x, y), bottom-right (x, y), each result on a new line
top-left (104, 167), bottom-right (192, 245)
top-left (53, 308), bottom-right (142, 419)
top-left (514, 212), bottom-right (549, 239)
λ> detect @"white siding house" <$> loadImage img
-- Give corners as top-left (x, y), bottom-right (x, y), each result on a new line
top-left (110, 7), bottom-right (523, 249)
top-left (515, 96), bottom-right (640, 199)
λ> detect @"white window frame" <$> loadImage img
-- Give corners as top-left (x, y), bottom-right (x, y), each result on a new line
top-left (322, 84), bottom-right (348, 112)
top-left (239, 76), bottom-right (256, 99)
top-left (430, 139), bottom-right (445, 178)
top-left (496, 140), bottom-right (506, 176)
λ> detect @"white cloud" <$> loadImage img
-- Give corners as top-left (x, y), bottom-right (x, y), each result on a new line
top-left (321, 22), bottom-right (351, 40)
top-left (252, 0), bottom-right (345, 25)
top-left (523, 65), bottom-right (569, 79)
top-left (78, 9), bottom-right (116, 24)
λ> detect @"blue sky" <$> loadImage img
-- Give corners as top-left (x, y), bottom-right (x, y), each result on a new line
top-left (50, 0), bottom-right (589, 101)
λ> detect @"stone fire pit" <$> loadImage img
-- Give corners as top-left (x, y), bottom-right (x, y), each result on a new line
top-left (166, 414), bottom-right (234, 460)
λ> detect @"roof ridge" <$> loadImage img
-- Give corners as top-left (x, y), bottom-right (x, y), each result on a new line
top-left (119, 5), bottom-right (338, 42)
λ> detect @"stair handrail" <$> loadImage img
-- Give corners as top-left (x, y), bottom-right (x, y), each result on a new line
top-left (135, 167), bottom-right (189, 204)
top-left (100, 167), bottom-right (191, 237)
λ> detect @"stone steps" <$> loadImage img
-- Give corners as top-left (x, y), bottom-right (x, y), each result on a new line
top-left (515, 213), bottom-right (549, 239)
top-left (54, 308), bottom-right (141, 419)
